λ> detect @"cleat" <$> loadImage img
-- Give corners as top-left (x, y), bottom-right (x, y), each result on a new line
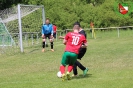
top-left (42, 48), bottom-right (45, 52)
top-left (83, 68), bottom-right (89, 76)
top-left (62, 74), bottom-right (66, 81)
top-left (72, 74), bottom-right (78, 77)
top-left (66, 72), bottom-right (71, 80)
top-left (51, 49), bottom-right (54, 52)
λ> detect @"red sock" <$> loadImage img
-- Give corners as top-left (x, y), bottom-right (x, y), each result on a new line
top-left (68, 65), bottom-right (73, 72)
top-left (60, 65), bottom-right (65, 74)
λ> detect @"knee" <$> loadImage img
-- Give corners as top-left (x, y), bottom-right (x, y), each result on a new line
top-left (42, 39), bottom-right (46, 42)
top-left (50, 39), bottom-right (53, 42)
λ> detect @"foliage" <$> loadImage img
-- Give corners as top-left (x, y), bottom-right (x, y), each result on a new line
top-left (0, 0), bottom-right (133, 31)
top-left (6, 9), bottom-right (42, 33)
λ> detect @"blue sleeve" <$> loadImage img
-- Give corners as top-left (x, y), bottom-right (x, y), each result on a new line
top-left (42, 25), bottom-right (44, 34)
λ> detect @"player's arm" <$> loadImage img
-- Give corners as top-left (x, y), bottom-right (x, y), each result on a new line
top-left (81, 36), bottom-right (87, 48)
top-left (63, 39), bottom-right (67, 45)
top-left (42, 25), bottom-right (45, 38)
top-left (62, 33), bottom-right (69, 45)
top-left (59, 36), bottom-right (65, 39)
top-left (81, 43), bottom-right (87, 48)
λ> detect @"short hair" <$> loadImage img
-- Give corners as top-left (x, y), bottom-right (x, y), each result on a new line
top-left (46, 18), bottom-right (50, 21)
top-left (73, 22), bottom-right (81, 27)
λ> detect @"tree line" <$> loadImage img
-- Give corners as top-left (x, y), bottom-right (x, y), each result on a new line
top-left (0, 0), bottom-right (133, 31)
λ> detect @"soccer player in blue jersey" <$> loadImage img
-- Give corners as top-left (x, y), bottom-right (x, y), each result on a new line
top-left (42, 18), bottom-right (54, 52)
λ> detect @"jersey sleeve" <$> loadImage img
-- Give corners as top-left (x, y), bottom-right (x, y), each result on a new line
top-left (64, 32), bottom-right (70, 41)
top-left (42, 25), bottom-right (44, 34)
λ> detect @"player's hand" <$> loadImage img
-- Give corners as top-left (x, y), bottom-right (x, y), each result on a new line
top-left (42, 34), bottom-right (45, 38)
top-left (51, 35), bottom-right (53, 38)
top-left (81, 45), bottom-right (87, 48)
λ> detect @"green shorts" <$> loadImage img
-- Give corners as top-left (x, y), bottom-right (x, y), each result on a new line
top-left (61, 52), bottom-right (78, 66)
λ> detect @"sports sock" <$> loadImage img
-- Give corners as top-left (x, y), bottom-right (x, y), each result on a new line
top-left (51, 42), bottom-right (53, 49)
top-left (42, 42), bottom-right (45, 48)
top-left (68, 65), bottom-right (73, 73)
top-left (60, 65), bottom-right (65, 74)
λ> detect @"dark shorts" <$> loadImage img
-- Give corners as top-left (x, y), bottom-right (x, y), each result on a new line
top-left (78, 48), bottom-right (87, 60)
top-left (53, 33), bottom-right (56, 38)
top-left (44, 34), bottom-right (52, 39)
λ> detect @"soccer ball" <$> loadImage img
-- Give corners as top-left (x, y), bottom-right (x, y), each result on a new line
top-left (57, 71), bottom-right (62, 78)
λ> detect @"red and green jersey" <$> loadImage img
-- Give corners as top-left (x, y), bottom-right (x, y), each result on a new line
top-left (64, 32), bottom-right (87, 54)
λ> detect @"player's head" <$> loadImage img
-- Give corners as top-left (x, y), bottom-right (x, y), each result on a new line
top-left (73, 28), bottom-right (79, 33)
top-left (53, 24), bottom-right (56, 26)
top-left (73, 22), bottom-right (80, 33)
top-left (45, 18), bottom-right (50, 24)
top-left (73, 22), bottom-right (80, 30)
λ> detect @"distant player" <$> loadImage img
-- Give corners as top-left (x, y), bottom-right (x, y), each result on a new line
top-left (53, 24), bottom-right (57, 39)
top-left (59, 27), bottom-right (87, 81)
top-left (42, 18), bottom-right (54, 52)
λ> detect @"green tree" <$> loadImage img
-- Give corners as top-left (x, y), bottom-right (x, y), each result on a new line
top-left (1, 0), bottom-right (133, 31)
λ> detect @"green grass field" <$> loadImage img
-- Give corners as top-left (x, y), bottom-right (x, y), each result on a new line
top-left (0, 30), bottom-right (133, 88)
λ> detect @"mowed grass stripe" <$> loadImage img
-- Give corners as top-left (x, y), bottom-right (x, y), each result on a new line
top-left (0, 30), bottom-right (133, 88)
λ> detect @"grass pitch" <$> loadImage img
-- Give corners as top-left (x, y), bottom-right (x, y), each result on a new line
top-left (0, 30), bottom-right (133, 88)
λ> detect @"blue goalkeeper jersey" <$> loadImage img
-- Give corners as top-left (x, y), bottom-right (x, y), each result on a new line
top-left (42, 23), bottom-right (53, 35)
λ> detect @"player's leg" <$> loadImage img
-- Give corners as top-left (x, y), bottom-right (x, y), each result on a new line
top-left (75, 60), bottom-right (89, 76)
top-left (60, 52), bottom-right (69, 81)
top-left (66, 65), bottom-right (73, 80)
top-left (67, 52), bottom-right (78, 73)
top-left (42, 35), bottom-right (46, 52)
top-left (72, 61), bottom-right (78, 76)
top-left (76, 60), bottom-right (86, 71)
top-left (53, 33), bottom-right (56, 39)
top-left (45, 37), bottom-right (48, 47)
top-left (49, 35), bottom-right (54, 51)
top-left (77, 48), bottom-right (89, 76)
top-left (66, 52), bottom-right (78, 80)
top-left (60, 52), bottom-right (68, 74)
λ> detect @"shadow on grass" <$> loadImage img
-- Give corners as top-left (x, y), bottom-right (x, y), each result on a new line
top-left (72, 74), bottom-right (92, 80)
top-left (28, 48), bottom-right (57, 53)
top-left (28, 48), bottom-right (40, 53)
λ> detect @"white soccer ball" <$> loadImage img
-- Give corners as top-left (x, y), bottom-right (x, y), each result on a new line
top-left (57, 71), bottom-right (62, 78)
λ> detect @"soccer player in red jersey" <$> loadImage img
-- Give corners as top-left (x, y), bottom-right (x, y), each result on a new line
top-left (59, 27), bottom-right (87, 81)
top-left (59, 22), bottom-right (88, 77)
top-left (53, 24), bottom-right (57, 39)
